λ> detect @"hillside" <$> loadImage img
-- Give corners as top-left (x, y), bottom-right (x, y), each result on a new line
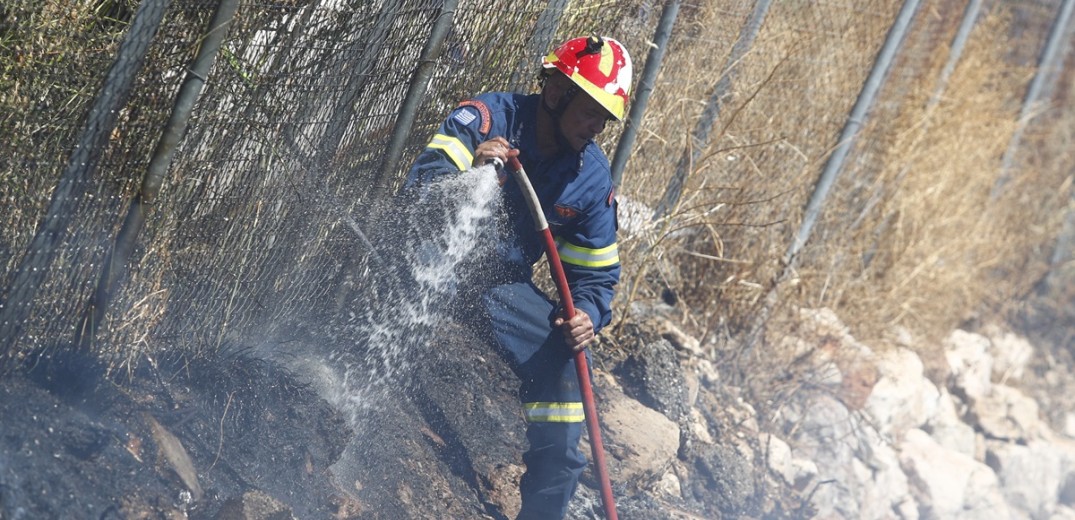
top-left (2, 0), bottom-right (1074, 518)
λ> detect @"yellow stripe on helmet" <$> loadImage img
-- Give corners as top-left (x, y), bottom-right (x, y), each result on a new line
top-left (599, 44), bottom-right (615, 76)
top-left (568, 71), bottom-right (626, 121)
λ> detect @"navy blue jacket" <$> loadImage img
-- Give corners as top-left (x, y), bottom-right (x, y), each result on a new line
top-left (406, 92), bottom-right (620, 331)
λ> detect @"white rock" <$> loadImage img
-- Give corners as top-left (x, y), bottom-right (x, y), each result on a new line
top-left (1064, 413), bottom-right (1075, 439)
top-left (694, 358), bottom-right (720, 387)
top-left (799, 307), bottom-right (852, 338)
top-left (777, 395), bottom-right (858, 519)
top-left (865, 346), bottom-right (940, 439)
top-left (683, 365), bottom-right (701, 408)
top-left (780, 394), bottom-right (903, 519)
top-left (689, 409), bottom-right (713, 445)
top-left (987, 439), bottom-right (1075, 519)
top-left (983, 327), bottom-right (1034, 383)
top-left (657, 320), bottom-right (705, 358)
top-left (789, 458), bottom-right (819, 492)
top-left (925, 387), bottom-right (977, 459)
top-left (971, 385), bottom-right (1044, 442)
top-left (1051, 505), bottom-right (1075, 520)
top-left (595, 379), bottom-right (680, 488)
top-left (944, 330), bottom-right (994, 401)
top-left (899, 428), bottom-right (1012, 519)
top-left (725, 395), bottom-right (759, 435)
top-left (795, 307), bottom-right (882, 410)
top-left (655, 470), bottom-right (682, 498)
top-left (853, 427), bottom-right (915, 520)
top-left (763, 433), bottom-right (806, 489)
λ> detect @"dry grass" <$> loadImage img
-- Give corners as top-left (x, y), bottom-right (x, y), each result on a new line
top-left (610, 1), bottom-right (1072, 399)
top-left (817, 11), bottom-right (1065, 357)
top-left (614, 1), bottom-right (908, 335)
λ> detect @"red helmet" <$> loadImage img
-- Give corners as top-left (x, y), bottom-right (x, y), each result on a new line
top-left (542, 36), bottom-right (632, 120)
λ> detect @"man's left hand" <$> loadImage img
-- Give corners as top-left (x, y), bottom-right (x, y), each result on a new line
top-left (553, 310), bottom-right (595, 353)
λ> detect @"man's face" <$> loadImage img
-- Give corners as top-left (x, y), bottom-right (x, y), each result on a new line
top-left (558, 92), bottom-right (613, 152)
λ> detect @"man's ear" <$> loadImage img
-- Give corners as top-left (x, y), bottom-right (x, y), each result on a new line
top-left (541, 72), bottom-right (569, 109)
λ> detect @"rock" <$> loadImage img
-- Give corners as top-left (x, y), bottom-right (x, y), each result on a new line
top-left (684, 443), bottom-right (754, 516)
top-left (944, 330), bottom-right (994, 401)
top-left (614, 326), bottom-right (690, 423)
top-left (865, 346), bottom-right (940, 439)
top-left (795, 308), bottom-right (881, 409)
top-left (799, 307), bottom-right (852, 338)
top-left (687, 409), bottom-right (714, 445)
top-left (983, 327), bottom-right (1034, 384)
top-left (1064, 413), bottom-right (1075, 439)
top-left (899, 428), bottom-right (1012, 519)
top-left (777, 394), bottom-right (861, 518)
top-left (693, 357), bottom-right (720, 388)
top-left (722, 391), bottom-right (760, 435)
top-left (215, 491), bottom-right (294, 520)
top-left (762, 433), bottom-right (816, 491)
top-left (594, 373), bottom-right (680, 488)
top-left (852, 429), bottom-right (915, 520)
top-left (146, 414), bottom-right (204, 502)
top-left (986, 437), bottom-right (1075, 518)
top-left (656, 320), bottom-right (706, 359)
top-left (924, 387), bottom-right (977, 458)
top-left (604, 493), bottom-right (685, 520)
top-left (970, 385), bottom-right (1045, 442)
top-left (779, 392), bottom-right (910, 520)
top-left (683, 364), bottom-right (701, 408)
top-left (485, 463), bottom-right (524, 519)
top-left (655, 469), bottom-right (682, 498)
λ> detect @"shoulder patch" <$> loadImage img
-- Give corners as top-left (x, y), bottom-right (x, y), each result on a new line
top-left (453, 109), bottom-right (476, 126)
top-left (555, 205), bottom-right (579, 220)
top-left (457, 100), bottom-right (491, 135)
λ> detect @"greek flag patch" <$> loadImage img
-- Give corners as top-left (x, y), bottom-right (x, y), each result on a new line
top-left (453, 108), bottom-right (477, 126)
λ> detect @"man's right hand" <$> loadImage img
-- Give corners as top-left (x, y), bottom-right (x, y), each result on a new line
top-left (475, 137), bottom-right (519, 169)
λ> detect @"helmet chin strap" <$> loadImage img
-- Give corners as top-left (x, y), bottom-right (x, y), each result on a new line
top-left (540, 85), bottom-right (579, 154)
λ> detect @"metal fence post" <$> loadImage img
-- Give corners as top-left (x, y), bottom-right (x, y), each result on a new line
top-left (610, 0), bottom-right (681, 187)
top-left (926, 0), bottom-right (984, 112)
top-left (509, 0), bottom-right (569, 93)
top-left (1047, 182), bottom-right (1075, 291)
top-left (374, 0), bottom-right (459, 199)
top-left (320, 2), bottom-right (403, 166)
top-left (991, 0), bottom-right (1075, 200)
top-left (0, 0), bottom-right (172, 354)
top-left (783, 0), bottom-right (921, 266)
top-left (735, 0), bottom-right (922, 375)
top-left (853, 0), bottom-right (984, 262)
top-left (77, 0), bottom-right (240, 348)
top-left (653, 0), bottom-right (772, 220)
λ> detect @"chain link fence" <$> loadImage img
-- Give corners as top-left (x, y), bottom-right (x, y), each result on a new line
top-left (2, 0), bottom-right (1072, 374)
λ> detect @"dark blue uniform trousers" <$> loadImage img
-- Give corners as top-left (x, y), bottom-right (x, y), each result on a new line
top-left (483, 281), bottom-right (588, 520)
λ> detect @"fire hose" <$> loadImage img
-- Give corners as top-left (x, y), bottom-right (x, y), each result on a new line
top-left (504, 155), bottom-right (619, 520)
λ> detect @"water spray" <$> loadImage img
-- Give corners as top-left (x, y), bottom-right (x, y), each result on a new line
top-left (504, 156), bottom-right (619, 520)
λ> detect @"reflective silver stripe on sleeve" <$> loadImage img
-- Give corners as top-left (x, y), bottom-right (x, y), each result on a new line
top-left (427, 133), bottom-right (473, 171)
top-left (555, 238), bottom-right (619, 268)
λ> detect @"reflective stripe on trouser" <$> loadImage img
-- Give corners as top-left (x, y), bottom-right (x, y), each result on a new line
top-left (482, 281), bottom-right (589, 520)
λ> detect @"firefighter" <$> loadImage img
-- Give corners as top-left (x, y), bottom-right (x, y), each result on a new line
top-left (405, 35), bottom-right (631, 520)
